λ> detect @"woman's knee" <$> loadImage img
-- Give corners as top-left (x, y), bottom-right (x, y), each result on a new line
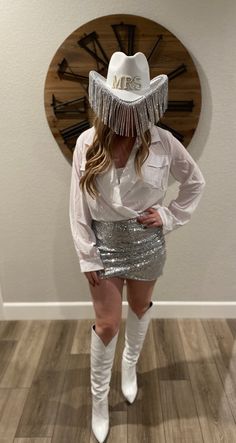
top-left (89, 276), bottom-right (124, 342)
top-left (95, 321), bottom-right (120, 341)
top-left (96, 320), bottom-right (120, 334)
top-left (126, 278), bottom-right (156, 316)
top-left (128, 301), bottom-right (151, 318)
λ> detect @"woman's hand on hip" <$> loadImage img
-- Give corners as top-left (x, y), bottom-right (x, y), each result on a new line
top-left (137, 207), bottom-right (163, 227)
top-left (84, 271), bottom-right (101, 286)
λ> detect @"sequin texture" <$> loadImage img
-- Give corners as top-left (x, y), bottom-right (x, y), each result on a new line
top-left (91, 211), bottom-right (167, 281)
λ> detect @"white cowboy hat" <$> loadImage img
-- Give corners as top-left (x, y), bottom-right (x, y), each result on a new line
top-left (88, 51), bottom-right (168, 136)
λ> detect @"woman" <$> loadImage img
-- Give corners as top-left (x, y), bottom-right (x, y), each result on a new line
top-left (69, 52), bottom-right (206, 443)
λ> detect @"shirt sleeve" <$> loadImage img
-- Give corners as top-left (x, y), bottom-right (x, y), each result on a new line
top-left (157, 132), bottom-right (206, 236)
top-left (69, 134), bottom-right (105, 273)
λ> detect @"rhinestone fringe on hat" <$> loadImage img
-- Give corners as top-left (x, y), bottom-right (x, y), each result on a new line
top-left (89, 71), bottom-right (168, 137)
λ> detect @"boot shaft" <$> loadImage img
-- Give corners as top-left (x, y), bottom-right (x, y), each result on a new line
top-left (123, 301), bottom-right (154, 365)
top-left (90, 324), bottom-right (119, 399)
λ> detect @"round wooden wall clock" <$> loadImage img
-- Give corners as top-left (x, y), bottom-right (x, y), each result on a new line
top-left (44, 14), bottom-right (202, 163)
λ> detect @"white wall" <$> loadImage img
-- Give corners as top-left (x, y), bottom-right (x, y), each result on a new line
top-left (1, 0), bottom-right (236, 319)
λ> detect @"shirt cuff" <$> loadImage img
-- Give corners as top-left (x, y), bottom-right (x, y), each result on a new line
top-left (79, 257), bottom-right (105, 273)
top-left (157, 206), bottom-right (176, 236)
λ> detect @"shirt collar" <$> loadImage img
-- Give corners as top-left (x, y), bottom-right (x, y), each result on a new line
top-left (135, 124), bottom-right (161, 145)
top-left (149, 124), bottom-right (161, 143)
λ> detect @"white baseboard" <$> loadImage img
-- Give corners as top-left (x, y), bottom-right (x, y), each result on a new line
top-left (1, 301), bottom-right (236, 320)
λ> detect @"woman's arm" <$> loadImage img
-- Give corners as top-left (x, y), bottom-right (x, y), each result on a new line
top-left (69, 134), bottom-right (105, 272)
top-left (157, 132), bottom-right (206, 235)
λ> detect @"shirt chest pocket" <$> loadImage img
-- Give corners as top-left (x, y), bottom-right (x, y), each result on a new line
top-left (142, 154), bottom-right (169, 189)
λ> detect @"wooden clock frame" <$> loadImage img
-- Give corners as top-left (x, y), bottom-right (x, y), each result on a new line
top-left (44, 14), bottom-right (202, 163)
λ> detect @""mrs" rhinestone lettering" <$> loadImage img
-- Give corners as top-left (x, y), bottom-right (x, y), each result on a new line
top-left (112, 75), bottom-right (142, 91)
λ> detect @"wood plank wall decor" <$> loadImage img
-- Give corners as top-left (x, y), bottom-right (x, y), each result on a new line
top-left (44, 14), bottom-right (202, 164)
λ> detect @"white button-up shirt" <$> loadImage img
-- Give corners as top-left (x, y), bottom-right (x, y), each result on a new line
top-left (69, 125), bottom-right (206, 273)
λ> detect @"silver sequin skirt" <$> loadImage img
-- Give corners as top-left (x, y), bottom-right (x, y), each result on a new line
top-left (91, 211), bottom-right (167, 281)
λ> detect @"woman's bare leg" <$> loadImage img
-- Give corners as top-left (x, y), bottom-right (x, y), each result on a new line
top-left (89, 276), bottom-right (125, 346)
top-left (126, 278), bottom-right (157, 318)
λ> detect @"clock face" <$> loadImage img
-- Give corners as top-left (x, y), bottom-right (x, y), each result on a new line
top-left (44, 14), bottom-right (202, 163)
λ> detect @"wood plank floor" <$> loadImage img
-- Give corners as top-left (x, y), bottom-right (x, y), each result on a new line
top-left (0, 318), bottom-right (236, 442)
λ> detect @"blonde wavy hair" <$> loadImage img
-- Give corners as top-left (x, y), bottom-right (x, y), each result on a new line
top-left (79, 115), bottom-right (152, 199)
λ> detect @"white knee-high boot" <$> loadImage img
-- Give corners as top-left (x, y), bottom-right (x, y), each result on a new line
top-left (90, 324), bottom-right (119, 443)
top-left (121, 301), bottom-right (154, 403)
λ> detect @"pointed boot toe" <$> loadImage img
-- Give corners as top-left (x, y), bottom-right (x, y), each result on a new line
top-left (121, 358), bottom-right (137, 403)
top-left (92, 395), bottom-right (109, 442)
